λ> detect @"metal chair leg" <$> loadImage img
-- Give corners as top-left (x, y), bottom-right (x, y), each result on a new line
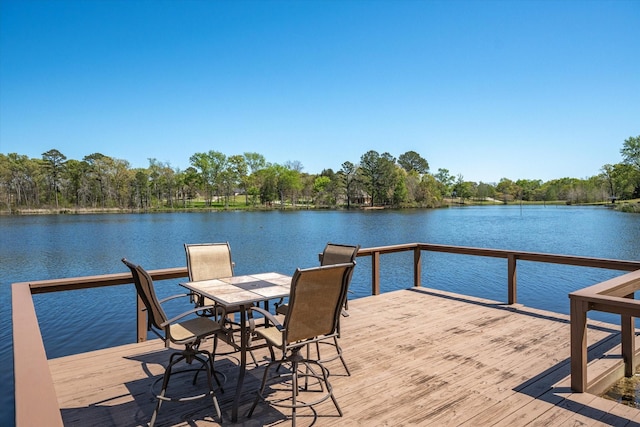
top-left (150, 352), bottom-right (183, 426)
top-left (314, 336), bottom-right (350, 376)
top-left (317, 359), bottom-right (342, 416)
top-left (247, 348), bottom-right (341, 425)
top-left (247, 359), bottom-right (276, 418)
top-left (334, 336), bottom-right (350, 376)
top-left (150, 349), bottom-right (222, 426)
top-left (198, 353), bottom-right (222, 422)
top-left (291, 359), bottom-right (299, 427)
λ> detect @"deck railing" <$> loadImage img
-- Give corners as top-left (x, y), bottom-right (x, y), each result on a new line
top-left (11, 268), bottom-right (186, 427)
top-left (569, 269), bottom-right (640, 394)
top-left (12, 242), bottom-right (640, 426)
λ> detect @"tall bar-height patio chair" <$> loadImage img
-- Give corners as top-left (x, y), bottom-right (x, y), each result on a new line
top-left (184, 242), bottom-right (265, 364)
top-left (275, 242), bottom-right (360, 375)
top-left (184, 242), bottom-right (235, 316)
top-left (315, 243), bottom-right (359, 374)
top-left (247, 262), bottom-right (355, 426)
top-left (122, 258), bottom-right (223, 426)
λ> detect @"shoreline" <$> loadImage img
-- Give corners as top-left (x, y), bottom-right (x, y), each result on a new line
top-left (1, 199), bottom-right (637, 216)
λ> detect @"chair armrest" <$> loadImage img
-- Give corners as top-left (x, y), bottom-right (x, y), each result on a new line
top-left (273, 297), bottom-right (285, 310)
top-left (158, 292), bottom-right (192, 305)
top-left (160, 304), bottom-right (218, 328)
top-left (248, 306), bottom-right (283, 333)
top-left (139, 292), bottom-right (192, 314)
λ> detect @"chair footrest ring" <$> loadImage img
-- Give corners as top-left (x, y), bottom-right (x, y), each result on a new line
top-left (151, 368), bottom-right (220, 403)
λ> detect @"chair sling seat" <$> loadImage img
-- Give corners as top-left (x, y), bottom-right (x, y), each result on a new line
top-left (255, 325), bottom-right (285, 348)
top-left (169, 316), bottom-right (221, 344)
top-left (186, 243), bottom-right (234, 279)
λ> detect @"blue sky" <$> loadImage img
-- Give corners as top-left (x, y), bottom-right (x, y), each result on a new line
top-left (1, 0), bottom-right (638, 183)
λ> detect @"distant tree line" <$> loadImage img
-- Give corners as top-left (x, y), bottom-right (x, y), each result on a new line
top-left (1, 136), bottom-right (638, 212)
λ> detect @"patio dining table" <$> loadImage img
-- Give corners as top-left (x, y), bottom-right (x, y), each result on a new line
top-left (181, 272), bottom-right (292, 422)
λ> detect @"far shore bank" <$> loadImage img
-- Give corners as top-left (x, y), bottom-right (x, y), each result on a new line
top-left (1, 198), bottom-right (638, 216)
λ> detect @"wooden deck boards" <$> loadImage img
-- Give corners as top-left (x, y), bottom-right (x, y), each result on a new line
top-left (49, 287), bottom-right (640, 426)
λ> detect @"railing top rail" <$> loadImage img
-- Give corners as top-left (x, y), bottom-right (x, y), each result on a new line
top-left (357, 242), bottom-right (640, 272)
top-left (356, 243), bottom-right (419, 256)
top-left (569, 269), bottom-right (640, 300)
top-left (22, 244), bottom-right (640, 295)
top-left (23, 267), bottom-right (188, 294)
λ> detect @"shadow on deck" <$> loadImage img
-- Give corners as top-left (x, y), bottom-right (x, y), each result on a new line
top-left (50, 287), bottom-right (640, 426)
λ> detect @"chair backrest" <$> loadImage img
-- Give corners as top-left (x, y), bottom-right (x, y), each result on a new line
top-left (320, 243), bottom-right (360, 308)
top-left (122, 258), bottom-right (168, 331)
top-left (320, 243), bottom-right (360, 266)
top-left (284, 262), bottom-right (355, 344)
top-left (184, 242), bottom-right (234, 281)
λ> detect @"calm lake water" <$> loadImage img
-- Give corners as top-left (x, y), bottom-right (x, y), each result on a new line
top-left (1, 206), bottom-right (639, 425)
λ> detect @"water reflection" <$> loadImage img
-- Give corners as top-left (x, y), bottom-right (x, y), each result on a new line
top-left (1, 206), bottom-right (638, 425)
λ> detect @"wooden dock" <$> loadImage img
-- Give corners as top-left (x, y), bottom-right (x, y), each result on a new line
top-left (49, 287), bottom-right (640, 426)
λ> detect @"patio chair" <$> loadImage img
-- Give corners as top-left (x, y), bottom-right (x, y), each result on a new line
top-left (276, 242), bottom-right (359, 315)
top-left (184, 242), bottom-right (235, 311)
top-left (185, 242), bottom-right (235, 281)
top-left (276, 242), bottom-right (360, 375)
top-left (247, 262), bottom-right (355, 426)
top-left (185, 241), bottom-right (245, 326)
top-left (185, 242), bottom-right (265, 363)
top-left (121, 258), bottom-right (223, 426)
